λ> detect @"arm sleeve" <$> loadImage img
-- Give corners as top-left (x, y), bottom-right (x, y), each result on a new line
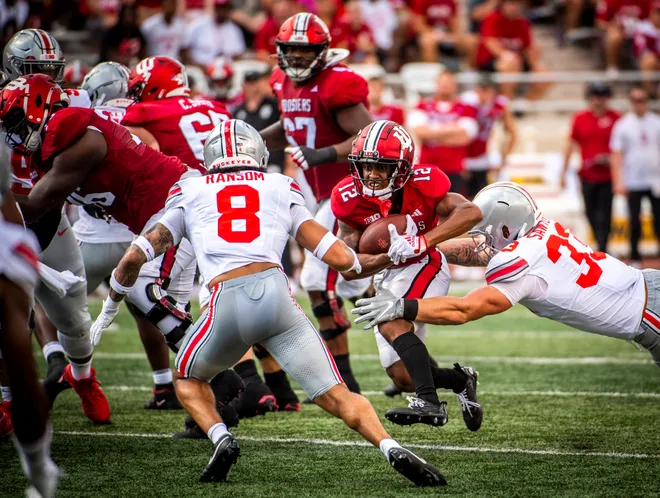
top-left (490, 272), bottom-right (547, 305)
top-left (289, 203), bottom-right (314, 237)
top-left (156, 207), bottom-right (186, 246)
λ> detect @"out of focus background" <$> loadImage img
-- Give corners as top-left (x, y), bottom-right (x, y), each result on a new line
top-left (10, 0), bottom-right (659, 271)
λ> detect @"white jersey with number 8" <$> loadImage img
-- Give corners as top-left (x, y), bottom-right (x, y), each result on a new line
top-left (486, 216), bottom-right (646, 339)
top-left (158, 170), bottom-right (308, 286)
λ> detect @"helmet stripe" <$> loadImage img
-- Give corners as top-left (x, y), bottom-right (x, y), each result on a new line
top-left (223, 120), bottom-right (234, 157)
top-left (294, 13), bottom-right (311, 34)
top-left (363, 120), bottom-right (388, 152)
top-left (36, 29), bottom-right (53, 51)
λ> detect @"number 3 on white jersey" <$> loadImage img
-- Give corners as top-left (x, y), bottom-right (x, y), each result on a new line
top-left (179, 110), bottom-right (228, 161)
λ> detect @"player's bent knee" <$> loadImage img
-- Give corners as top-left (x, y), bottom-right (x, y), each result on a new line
top-left (635, 329), bottom-right (660, 368)
top-left (57, 332), bottom-right (93, 360)
top-left (378, 319), bottom-right (414, 343)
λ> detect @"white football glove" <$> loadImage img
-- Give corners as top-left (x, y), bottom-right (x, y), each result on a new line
top-left (91, 296), bottom-right (122, 346)
top-left (388, 215), bottom-right (428, 265)
top-left (285, 146), bottom-right (310, 170)
top-left (351, 289), bottom-right (404, 329)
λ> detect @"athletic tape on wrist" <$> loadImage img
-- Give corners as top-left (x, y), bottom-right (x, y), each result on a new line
top-left (132, 235), bottom-right (156, 262)
top-left (402, 299), bottom-right (419, 321)
top-left (313, 232), bottom-right (339, 260)
top-left (110, 269), bottom-right (133, 296)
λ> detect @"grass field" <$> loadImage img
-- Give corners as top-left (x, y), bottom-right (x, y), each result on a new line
top-left (1, 290), bottom-right (660, 497)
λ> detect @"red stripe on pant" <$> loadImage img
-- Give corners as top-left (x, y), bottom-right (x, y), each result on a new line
top-left (177, 284), bottom-right (221, 377)
top-left (158, 244), bottom-right (179, 289)
top-left (403, 250), bottom-right (442, 299)
top-left (644, 310), bottom-right (660, 331)
top-left (324, 220), bottom-right (340, 293)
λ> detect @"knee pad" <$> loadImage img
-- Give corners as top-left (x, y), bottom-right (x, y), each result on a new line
top-left (253, 343), bottom-right (271, 360)
top-left (58, 331), bottom-right (93, 360)
top-left (320, 327), bottom-right (346, 342)
top-left (312, 294), bottom-right (344, 319)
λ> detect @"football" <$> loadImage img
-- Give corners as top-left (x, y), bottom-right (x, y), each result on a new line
top-left (358, 214), bottom-right (409, 254)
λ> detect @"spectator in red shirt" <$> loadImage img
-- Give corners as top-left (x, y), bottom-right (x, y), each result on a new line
top-left (340, 0), bottom-right (378, 62)
top-left (560, 81), bottom-right (620, 253)
top-left (316, 0), bottom-right (349, 48)
top-left (254, 0), bottom-right (299, 63)
top-left (597, 0), bottom-right (650, 74)
top-left (411, 0), bottom-right (477, 64)
top-left (367, 69), bottom-right (406, 125)
top-left (407, 71), bottom-right (479, 193)
top-left (634, 2), bottom-right (660, 96)
top-left (476, 0), bottom-right (549, 99)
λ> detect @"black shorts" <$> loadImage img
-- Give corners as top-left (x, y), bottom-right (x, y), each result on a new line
top-left (478, 57), bottom-right (532, 73)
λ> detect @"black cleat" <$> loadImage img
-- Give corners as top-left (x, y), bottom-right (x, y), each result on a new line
top-left (454, 363), bottom-right (483, 432)
top-left (144, 387), bottom-right (182, 410)
top-left (264, 372), bottom-right (300, 411)
top-left (199, 434), bottom-right (240, 483)
top-left (388, 447), bottom-right (447, 487)
top-left (43, 355), bottom-right (70, 407)
top-left (385, 396), bottom-right (448, 427)
top-left (229, 380), bottom-right (277, 418)
top-left (210, 370), bottom-right (245, 408)
top-left (383, 383), bottom-right (402, 397)
top-left (172, 416), bottom-right (207, 440)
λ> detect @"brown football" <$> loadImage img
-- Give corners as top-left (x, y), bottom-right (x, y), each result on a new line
top-left (358, 214), bottom-right (409, 254)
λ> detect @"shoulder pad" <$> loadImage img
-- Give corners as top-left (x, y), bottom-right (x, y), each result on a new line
top-left (410, 165), bottom-right (450, 200)
top-left (41, 107), bottom-right (92, 162)
top-left (331, 177), bottom-right (361, 228)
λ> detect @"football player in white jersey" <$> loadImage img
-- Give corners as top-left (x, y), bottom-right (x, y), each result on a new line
top-left (0, 153), bottom-right (60, 498)
top-left (90, 120), bottom-right (447, 487)
top-left (352, 182), bottom-right (660, 367)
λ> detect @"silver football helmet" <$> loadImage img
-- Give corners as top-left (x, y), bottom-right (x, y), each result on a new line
top-left (81, 62), bottom-right (130, 107)
top-left (3, 29), bottom-right (66, 83)
top-left (203, 119), bottom-right (269, 172)
top-left (468, 182), bottom-right (539, 262)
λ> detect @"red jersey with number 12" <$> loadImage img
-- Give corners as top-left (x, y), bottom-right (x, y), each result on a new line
top-left (36, 107), bottom-right (189, 234)
top-left (122, 97), bottom-right (231, 171)
top-left (271, 64), bottom-right (369, 202)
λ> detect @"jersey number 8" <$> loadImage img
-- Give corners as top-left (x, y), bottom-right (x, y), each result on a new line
top-left (216, 185), bottom-right (261, 243)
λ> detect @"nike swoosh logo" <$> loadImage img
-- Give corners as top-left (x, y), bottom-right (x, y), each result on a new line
top-left (155, 399), bottom-right (167, 407)
top-left (57, 228), bottom-right (68, 236)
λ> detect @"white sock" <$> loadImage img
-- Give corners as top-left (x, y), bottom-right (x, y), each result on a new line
top-left (42, 341), bottom-right (65, 362)
top-left (1, 385), bottom-right (12, 402)
top-left (379, 438), bottom-right (402, 459)
top-left (70, 360), bottom-right (92, 380)
top-left (14, 424), bottom-right (53, 475)
top-left (153, 369), bottom-right (173, 386)
top-left (208, 423), bottom-right (229, 445)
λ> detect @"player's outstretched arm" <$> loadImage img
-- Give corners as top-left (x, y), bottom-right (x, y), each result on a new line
top-left (352, 285), bottom-right (512, 329)
top-left (438, 238), bottom-right (485, 267)
top-left (91, 222), bottom-right (174, 345)
top-left (337, 221), bottom-right (391, 280)
top-left (424, 193), bottom-right (483, 247)
top-left (295, 219), bottom-right (362, 274)
top-left (17, 130), bottom-right (107, 222)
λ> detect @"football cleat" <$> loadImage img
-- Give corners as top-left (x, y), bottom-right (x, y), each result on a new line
top-left (62, 365), bottom-right (111, 424)
top-left (172, 415), bottom-right (207, 440)
top-left (0, 400), bottom-right (12, 437)
top-left (42, 355), bottom-right (71, 407)
top-left (199, 434), bottom-right (240, 483)
top-left (388, 447), bottom-right (447, 487)
top-left (385, 396), bottom-right (448, 427)
top-left (229, 380), bottom-right (277, 418)
top-left (454, 363), bottom-right (483, 432)
top-left (383, 383), bottom-right (402, 397)
top-left (144, 386), bottom-right (182, 410)
top-left (210, 369), bottom-right (245, 408)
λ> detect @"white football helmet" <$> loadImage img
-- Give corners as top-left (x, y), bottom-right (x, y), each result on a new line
top-left (469, 182), bottom-right (540, 261)
top-left (3, 29), bottom-right (66, 83)
top-left (203, 119), bottom-right (269, 173)
top-left (81, 62), bottom-right (130, 107)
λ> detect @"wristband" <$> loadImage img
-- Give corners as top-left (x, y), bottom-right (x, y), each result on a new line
top-left (402, 299), bottom-right (419, 321)
top-left (132, 235), bottom-right (156, 262)
top-left (110, 269), bottom-right (133, 295)
top-left (313, 232), bottom-right (339, 260)
top-left (309, 146), bottom-right (338, 167)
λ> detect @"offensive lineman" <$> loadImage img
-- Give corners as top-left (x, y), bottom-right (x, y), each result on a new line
top-left (91, 119), bottom-right (447, 487)
top-left (331, 120), bottom-right (484, 429)
top-left (352, 182), bottom-right (660, 368)
top-left (260, 13), bottom-right (374, 393)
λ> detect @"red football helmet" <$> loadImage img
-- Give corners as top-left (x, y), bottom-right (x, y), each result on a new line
top-left (206, 57), bottom-right (233, 99)
top-left (349, 120), bottom-right (415, 199)
top-left (0, 74), bottom-right (69, 155)
top-left (276, 13), bottom-right (331, 83)
top-left (127, 56), bottom-right (189, 102)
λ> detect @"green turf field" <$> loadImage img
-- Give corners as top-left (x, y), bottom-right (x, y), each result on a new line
top-left (1, 292), bottom-right (659, 497)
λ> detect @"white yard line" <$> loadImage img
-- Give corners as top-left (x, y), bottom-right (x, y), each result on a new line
top-left (92, 352), bottom-right (652, 365)
top-left (56, 430), bottom-right (660, 459)
top-left (102, 385), bottom-right (660, 398)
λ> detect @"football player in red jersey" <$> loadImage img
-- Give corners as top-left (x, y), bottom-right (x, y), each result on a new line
top-left (260, 13), bottom-right (374, 394)
top-left (330, 120), bottom-right (484, 429)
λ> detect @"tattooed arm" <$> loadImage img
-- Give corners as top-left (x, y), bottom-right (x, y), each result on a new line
top-left (109, 223), bottom-right (174, 301)
top-left (339, 221), bottom-right (392, 280)
top-left (437, 237), bottom-right (485, 267)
